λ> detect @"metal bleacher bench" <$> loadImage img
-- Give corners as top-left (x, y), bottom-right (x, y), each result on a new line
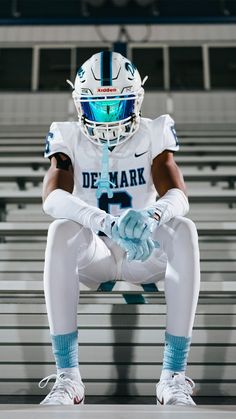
top-left (1, 167), bottom-right (236, 190)
top-left (1, 155), bottom-right (236, 170)
top-left (1, 125), bottom-right (236, 398)
top-left (0, 146), bottom-right (43, 156)
top-left (1, 220), bottom-right (236, 237)
top-left (180, 137), bottom-right (236, 144)
top-left (0, 136), bottom-right (235, 146)
top-left (0, 217), bottom-right (236, 377)
top-left (0, 189), bottom-right (236, 221)
top-left (1, 220), bottom-right (236, 297)
top-left (1, 145), bottom-right (236, 156)
top-left (1, 296), bottom-right (236, 397)
top-left (1, 236), bottom-right (236, 397)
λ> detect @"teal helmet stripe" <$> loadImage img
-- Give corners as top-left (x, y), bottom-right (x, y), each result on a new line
top-left (101, 51), bottom-right (112, 86)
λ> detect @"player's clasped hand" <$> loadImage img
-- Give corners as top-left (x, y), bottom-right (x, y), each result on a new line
top-left (101, 212), bottom-right (159, 262)
top-left (125, 237), bottom-right (156, 262)
top-left (111, 221), bottom-right (159, 262)
top-left (117, 208), bottom-right (157, 240)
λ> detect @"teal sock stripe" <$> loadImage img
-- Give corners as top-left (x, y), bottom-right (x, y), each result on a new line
top-left (163, 332), bottom-right (191, 372)
top-left (51, 330), bottom-right (78, 369)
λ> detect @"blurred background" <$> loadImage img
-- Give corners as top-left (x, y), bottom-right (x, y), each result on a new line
top-left (0, 0), bottom-right (236, 125)
top-left (0, 0), bottom-right (236, 406)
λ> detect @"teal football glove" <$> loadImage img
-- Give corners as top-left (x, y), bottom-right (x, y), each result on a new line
top-left (101, 214), bottom-right (160, 261)
top-left (100, 212), bottom-right (159, 262)
top-left (112, 223), bottom-right (159, 262)
top-left (117, 209), bottom-right (158, 240)
top-left (125, 237), bottom-right (158, 262)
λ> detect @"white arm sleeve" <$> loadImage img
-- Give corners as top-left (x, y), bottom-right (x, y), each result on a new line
top-left (148, 188), bottom-right (189, 226)
top-left (43, 189), bottom-right (115, 234)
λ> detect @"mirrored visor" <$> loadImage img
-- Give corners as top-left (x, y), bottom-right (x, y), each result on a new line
top-left (80, 96), bottom-right (136, 123)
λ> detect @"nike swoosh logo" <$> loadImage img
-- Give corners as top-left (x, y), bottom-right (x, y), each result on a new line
top-left (134, 151), bottom-right (148, 158)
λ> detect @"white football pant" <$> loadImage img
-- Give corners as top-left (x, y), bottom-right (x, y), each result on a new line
top-left (44, 216), bottom-right (200, 338)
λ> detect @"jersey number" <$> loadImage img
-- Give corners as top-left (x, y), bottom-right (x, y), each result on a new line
top-left (98, 191), bottom-right (132, 213)
top-left (45, 132), bottom-right (54, 154)
top-left (170, 125), bottom-right (179, 146)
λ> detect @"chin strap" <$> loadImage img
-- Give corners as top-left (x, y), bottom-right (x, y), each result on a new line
top-left (95, 142), bottom-right (116, 199)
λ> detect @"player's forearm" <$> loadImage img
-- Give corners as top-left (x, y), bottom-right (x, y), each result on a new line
top-left (43, 188), bottom-right (114, 233)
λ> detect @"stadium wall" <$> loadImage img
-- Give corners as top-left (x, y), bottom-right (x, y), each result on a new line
top-left (0, 23), bottom-right (235, 125)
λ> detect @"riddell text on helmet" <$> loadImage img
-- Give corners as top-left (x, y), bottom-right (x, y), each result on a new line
top-left (96, 87), bottom-right (119, 93)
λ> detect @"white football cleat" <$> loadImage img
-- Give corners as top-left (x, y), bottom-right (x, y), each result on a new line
top-left (156, 373), bottom-right (196, 406)
top-left (39, 372), bottom-right (85, 405)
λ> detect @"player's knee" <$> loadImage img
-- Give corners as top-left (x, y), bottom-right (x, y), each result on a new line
top-left (47, 219), bottom-right (82, 243)
top-left (175, 216), bottom-right (198, 247)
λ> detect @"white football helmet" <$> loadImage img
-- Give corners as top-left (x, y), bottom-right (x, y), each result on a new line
top-left (70, 51), bottom-right (145, 146)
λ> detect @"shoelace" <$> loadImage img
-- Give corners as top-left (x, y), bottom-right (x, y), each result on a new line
top-left (38, 373), bottom-right (82, 402)
top-left (165, 375), bottom-right (195, 404)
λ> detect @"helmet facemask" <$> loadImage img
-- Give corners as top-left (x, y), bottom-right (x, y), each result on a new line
top-left (73, 88), bottom-right (144, 147)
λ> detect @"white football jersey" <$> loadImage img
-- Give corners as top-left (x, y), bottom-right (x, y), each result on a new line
top-left (44, 114), bottom-right (179, 216)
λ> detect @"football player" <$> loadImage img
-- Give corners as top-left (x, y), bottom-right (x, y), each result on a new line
top-left (39, 51), bottom-right (200, 406)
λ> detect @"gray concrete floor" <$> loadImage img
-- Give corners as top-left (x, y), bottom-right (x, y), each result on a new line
top-left (0, 404), bottom-right (236, 419)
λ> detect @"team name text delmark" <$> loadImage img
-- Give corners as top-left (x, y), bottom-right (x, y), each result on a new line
top-left (82, 168), bottom-right (146, 189)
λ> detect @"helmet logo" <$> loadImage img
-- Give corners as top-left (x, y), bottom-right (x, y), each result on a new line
top-left (125, 62), bottom-right (136, 78)
top-left (77, 67), bottom-right (85, 79)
